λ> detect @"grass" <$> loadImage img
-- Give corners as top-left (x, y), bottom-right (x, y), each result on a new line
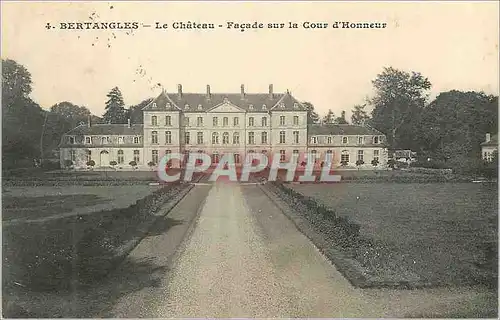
top-left (288, 182), bottom-right (498, 287)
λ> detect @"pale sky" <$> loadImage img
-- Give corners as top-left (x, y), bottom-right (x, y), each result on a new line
top-left (2, 1), bottom-right (499, 118)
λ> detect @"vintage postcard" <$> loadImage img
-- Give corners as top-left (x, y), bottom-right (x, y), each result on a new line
top-left (1, 1), bottom-right (498, 318)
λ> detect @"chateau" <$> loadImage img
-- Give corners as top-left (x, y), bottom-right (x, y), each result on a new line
top-left (59, 85), bottom-right (389, 170)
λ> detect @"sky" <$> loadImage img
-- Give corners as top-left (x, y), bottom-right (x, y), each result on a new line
top-left (2, 1), bottom-right (499, 119)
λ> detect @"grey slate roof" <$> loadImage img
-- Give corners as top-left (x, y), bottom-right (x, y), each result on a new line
top-left (65, 124), bottom-right (144, 136)
top-left (308, 124), bottom-right (385, 136)
top-left (481, 134), bottom-right (498, 147)
top-left (142, 90), bottom-right (308, 113)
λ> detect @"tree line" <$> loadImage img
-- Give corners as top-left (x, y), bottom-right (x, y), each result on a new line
top-left (2, 59), bottom-right (498, 172)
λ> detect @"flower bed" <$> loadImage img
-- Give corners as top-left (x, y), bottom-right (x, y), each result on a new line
top-left (266, 181), bottom-right (430, 288)
top-left (2, 182), bottom-right (190, 291)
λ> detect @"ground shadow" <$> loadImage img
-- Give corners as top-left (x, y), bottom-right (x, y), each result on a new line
top-left (144, 217), bottom-right (184, 238)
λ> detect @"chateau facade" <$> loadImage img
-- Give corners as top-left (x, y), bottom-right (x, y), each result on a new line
top-left (59, 85), bottom-right (389, 170)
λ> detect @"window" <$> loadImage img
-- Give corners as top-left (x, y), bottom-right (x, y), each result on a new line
top-left (327, 136), bottom-right (332, 144)
top-left (311, 136), bottom-right (317, 144)
top-left (70, 150), bottom-right (76, 162)
top-left (85, 136), bottom-right (91, 144)
top-left (233, 117), bottom-right (239, 126)
top-left (233, 132), bottom-right (240, 144)
top-left (222, 132), bottom-right (229, 144)
top-left (262, 150), bottom-right (268, 154)
top-left (280, 150), bottom-right (286, 161)
top-left (358, 136), bottom-right (364, 144)
top-left (165, 131), bottom-right (172, 144)
top-left (293, 131), bottom-right (299, 144)
top-left (212, 132), bottom-right (219, 144)
top-left (118, 137), bottom-right (124, 144)
top-left (86, 150), bottom-right (92, 162)
top-left (249, 117), bottom-right (254, 127)
top-left (165, 116), bottom-right (172, 126)
top-left (342, 136), bottom-right (348, 144)
top-left (101, 137), bottom-right (106, 144)
top-left (197, 132), bottom-right (203, 144)
top-left (262, 104), bottom-right (267, 110)
top-left (213, 117), bottom-right (218, 127)
top-left (373, 149), bottom-right (379, 161)
top-left (279, 116), bottom-right (285, 125)
top-left (185, 132), bottom-right (190, 144)
top-left (152, 150), bottom-right (158, 164)
top-left (234, 153), bottom-right (240, 163)
top-left (279, 131), bottom-right (286, 144)
top-left (184, 117), bottom-right (190, 126)
top-left (197, 117), bottom-right (203, 127)
top-left (341, 150), bottom-right (350, 163)
top-left (292, 150), bottom-right (299, 160)
top-left (248, 132), bottom-right (255, 145)
top-left (69, 136), bottom-right (75, 144)
top-left (293, 116), bottom-right (299, 125)
top-left (261, 117), bottom-right (267, 127)
top-left (373, 136), bottom-right (379, 144)
top-left (357, 150), bottom-right (364, 162)
top-left (197, 104), bottom-right (203, 110)
top-left (223, 117), bottom-right (229, 127)
top-left (279, 103), bottom-right (285, 109)
top-left (151, 131), bottom-right (158, 144)
top-left (326, 150), bottom-right (333, 163)
top-left (212, 152), bottom-right (220, 164)
top-left (133, 150), bottom-right (140, 163)
top-left (134, 136), bottom-right (140, 144)
top-left (249, 104), bottom-right (254, 110)
top-left (311, 150), bottom-right (317, 163)
top-left (117, 150), bottom-right (124, 164)
top-left (165, 150), bottom-right (171, 155)
top-left (151, 116), bottom-right (158, 126)
top-left (261, 132), bottom-right (268, 144)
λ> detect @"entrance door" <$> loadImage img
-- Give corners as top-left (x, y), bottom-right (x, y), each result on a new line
top-left (100, 150), bottom-right (110, 166)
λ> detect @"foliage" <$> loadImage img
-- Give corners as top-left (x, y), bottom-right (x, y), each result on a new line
top-left (63, 160), bottom-right (73, 168)
top-left (387, 159), bottom-right (397, 168)
top-left (2, 59), bottom-right (33, 109)
top-left (129, 160), bottom-right (137, 167)
top-left (322, 109), bottom-right (336, 124)
top-left (148, 161), bottom-right (155, 167)
top-left (355, 159), bottom-right (365, 166)
top-left (109, 160), bottom-right (117, 167)
top-left (103, 87), bottom-right (127, 124)
top-left (127, 98), bottom-right (153, 124)
top-left (86, 160), bottom-right (95, 167)
top-left (351, 104), bottom-right (370, 125)
top-left (371, 159), bottom-right (379, 166)
top-left (369, 67), bottom-right (432, 149)
top-left (340, 160), bottom-right (349, 166)
top-left (302, 101), bottom-right (320, 124)
top-left (335, 110), bottom-right (349, 124)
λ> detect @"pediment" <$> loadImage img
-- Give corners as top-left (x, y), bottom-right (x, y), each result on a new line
top-left (208, 101), bottom-right (246, 113)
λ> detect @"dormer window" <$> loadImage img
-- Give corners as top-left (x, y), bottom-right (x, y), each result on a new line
top-left (85, 136), bottom-right (91, 144)
top-left (223, 97), bottom-right (229, 103)
top-left (279, 103), bottom-right (285, 109)
top-left (311, 136), bottom-right (317, 144)
top-left (342, 136), bottom-right (348, 144)
top-left (166, 103), bottom-right (171, 109)
top-left (373, 136), bottom-right (380, 144)
top-left (152, 103), bottom-right (157, 108)
top-left (118, 137), bottom-right (124, 144)
top-left (134, 136), bottom-right (140, 144)
top-left (262, 104), bottom-right (267, 110)
top-left (197, 104), bottom-right (203, 110)
top-left (69, 136), bottom-right (75, 144)
top-left (184, 104), bottom-right (190, 110)
top-left (249, 104), bottom-right (254, 110)
top-left (293, 103), bottom-right (299, 109)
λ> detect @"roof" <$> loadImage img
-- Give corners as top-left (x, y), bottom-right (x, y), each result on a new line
top-left (481, 134), bottom-right (498, 147)
top-left (308, 124), bottom-right (385, 136)
top-left (142, 90), bottom-right (308, 113)
top-left (64, 124), bottom-right (144, 136)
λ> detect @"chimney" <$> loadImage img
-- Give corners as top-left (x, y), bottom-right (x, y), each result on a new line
top-left (269, 84), bottom-right (274, 99)
top-left (127, 118), bottom-right (131, 128)
top-left (177, 84), bottom-right (183, 100)
top-left (486, 133), bottom-right (491, 142)
top-left (88, 115), bottom-right (91, 127)
top-left (241, 84), bottom-right (245, 99)
top-left (206, 85), bottom-right (211, 100)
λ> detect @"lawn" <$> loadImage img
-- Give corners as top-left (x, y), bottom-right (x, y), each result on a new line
top-left (2, 186), bottom-right (162, 221)
top-left (288, 182), bottom-right (498, 287)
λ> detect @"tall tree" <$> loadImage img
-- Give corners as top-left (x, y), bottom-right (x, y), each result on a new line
top-left (2, 59), bottom-right (33, 109)
top-left (302, 101), bottom-right (320, 124)
top-left (322, 109), bottom-right (336, 124)
top-left (127, 98), bottom-right (153, 124)
top-left (50, 101), bottom-right (101, 129)
top-left (335, 110), bottom-right (349, 124)
top-left (103, 87), bottom-right (126, 124)
top-left (369, 67), bottom-right (431, 149)
top-left (415, 90), bottom-right (498, 162)
top-left (351, 104), bottom-right (370, 125)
